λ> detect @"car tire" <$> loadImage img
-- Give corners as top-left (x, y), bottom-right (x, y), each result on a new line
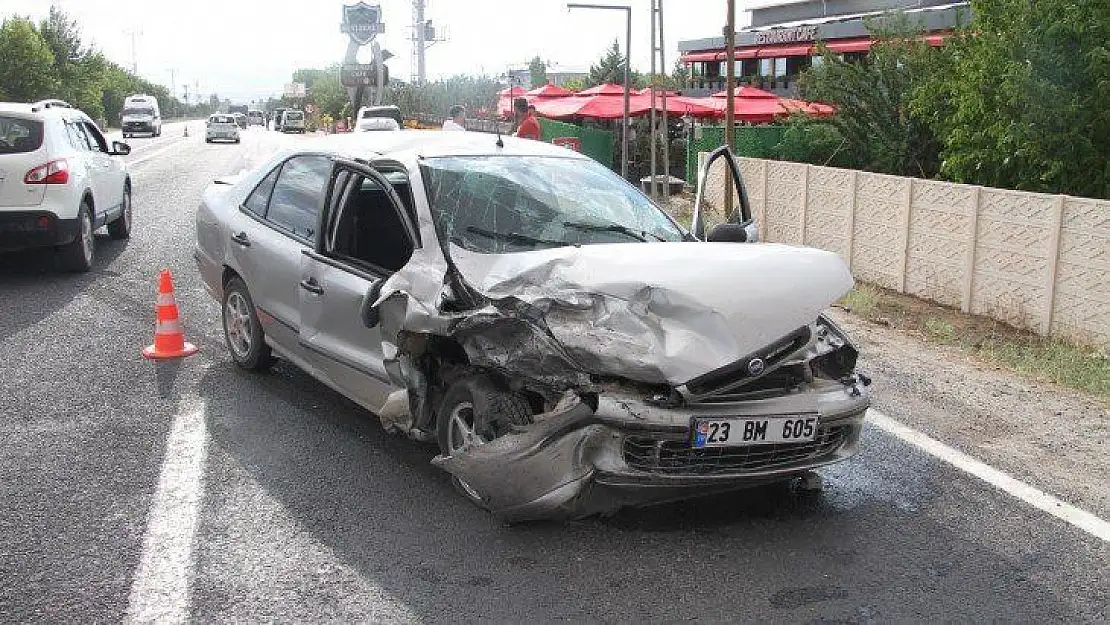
top-left (435, 374), bottom-right (534, 507)
top-left (59, 201), bottom-right (94, 273)
top-left (234, 138), bottom-right (240, 144)
top-left (107, 185), bottom-right (132, 239)
top-left (205, 138), bottom-right (212, 143)
top-left (221, 276), bottom-right (273, 372)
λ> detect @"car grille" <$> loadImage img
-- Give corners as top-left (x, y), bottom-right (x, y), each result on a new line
top-left (622, 425), bottom-right (850, 476)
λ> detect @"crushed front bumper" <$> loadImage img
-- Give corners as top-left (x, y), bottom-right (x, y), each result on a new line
top-left (433, 378), bottom-right (870, 522)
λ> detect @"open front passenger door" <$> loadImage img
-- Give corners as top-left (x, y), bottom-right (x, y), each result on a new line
top-left (297, 159), bottom-right (420, 413)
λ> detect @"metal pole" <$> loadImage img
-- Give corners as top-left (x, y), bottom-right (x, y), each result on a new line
top-left (659, 0), bottom-right (669, 206)
top-left (415, 0), bottom-right (426, 85)
top-left (622, 7), bottom-right (630, 180)
top-left (650, 3), bottom-right (657, 199)
top-left (567, 4), bottom-right (631, 179)
top-left (725, 0), bottom-right (736, 220)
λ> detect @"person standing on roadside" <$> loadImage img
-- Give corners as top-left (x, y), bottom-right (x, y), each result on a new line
top-left (442, 105), bottom-right (466, 131)
top-left (514, 98), bottom-right (541, 140)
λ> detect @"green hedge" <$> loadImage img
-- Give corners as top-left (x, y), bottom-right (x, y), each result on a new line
top-left (539, 118), bottom-right (614, 168)
top-left (685, 125), bottom-right (786, 182)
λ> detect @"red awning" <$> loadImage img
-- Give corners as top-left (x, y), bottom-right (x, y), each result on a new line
top-left (823, 38), bottom-right (872, 53)
top-left (680, 51), bottom-right (721, 63)
top-left (756, 43), bottom-right (814, 58)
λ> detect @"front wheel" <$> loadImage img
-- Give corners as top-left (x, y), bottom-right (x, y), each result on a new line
top-left (436, 374), bottom-right (533, 506)
top-left (222, 277), bottom-right (273, 372)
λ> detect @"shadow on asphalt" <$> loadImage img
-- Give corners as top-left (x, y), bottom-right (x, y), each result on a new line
top-left (0, 234), bottom-right (129, 342)
top-left (191, 356), bottom-right (1078, 622)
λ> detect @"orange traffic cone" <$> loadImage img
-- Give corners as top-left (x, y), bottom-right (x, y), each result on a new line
top-left (142, 269), bottom-right (199, 360)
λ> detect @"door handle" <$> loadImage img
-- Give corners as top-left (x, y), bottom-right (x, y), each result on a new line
top-left (299, 277), bottom-right (324, 294)
top-left (230, 231), bottom-right (251, 247)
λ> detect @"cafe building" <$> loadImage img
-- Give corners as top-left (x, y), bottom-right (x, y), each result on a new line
top-left (678, 0), bottom-right (970, 96)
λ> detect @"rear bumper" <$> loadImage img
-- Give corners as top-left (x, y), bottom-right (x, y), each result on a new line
top-left (0, 211), bottom-right (79, 251)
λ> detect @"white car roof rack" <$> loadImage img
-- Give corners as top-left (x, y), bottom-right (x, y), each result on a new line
top-left (31, 99), bottom-right (72, 112)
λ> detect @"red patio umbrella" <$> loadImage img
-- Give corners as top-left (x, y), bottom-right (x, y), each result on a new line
top-left (576, 83), bottom-right (629, 96)
top-left (498, 86), bottom-right (527, 97)
top-left (525, 83), bottom-right (575, 98)
top-left (711, 86), bottom-right (778, 99)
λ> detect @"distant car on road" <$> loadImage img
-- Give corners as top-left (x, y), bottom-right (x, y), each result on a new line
top-left (354, 117), bottom-right (400, 132)
top-left (278, 110), bottom-right (305, 133)
top-left (232, 112), bottom-right (248, 129)
top-left (205, 114), bottom-right (241, 144)
top-left (193, 132), bottom-right (870, 521)
top-left (246, 110), bottom-right (265, 126)
top-left (355, 105), bottom-right (403, 129)
top-left (0, 99), bottom-right (132, 271)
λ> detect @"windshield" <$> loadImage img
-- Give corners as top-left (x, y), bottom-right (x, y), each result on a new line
top-left (122, 107), bottom-right (153, 116)
top-left (423, 156), bottom-right (685, 254)
top-left (285, 112), bottom-right (303, 120)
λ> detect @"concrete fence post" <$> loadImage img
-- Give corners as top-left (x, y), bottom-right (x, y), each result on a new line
top-left (799, 165), bottom-right (810, 245)
top-left (845, 169), bottom-right (858, 271)
top-left (961, 186), bottom-right (982, 314)
top-left (1043, 194), bottom-right (1066, 335)
top-left (761, 159), bottom-right (771, 241)
top-left (899, 178), bottom-right (915, 293)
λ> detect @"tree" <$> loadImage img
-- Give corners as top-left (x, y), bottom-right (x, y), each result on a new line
top-left (528, 56), bottom-right (547, 88)
top-left (0, 17), bottom-right (57, 102)
top-left (913, 0), bottom-right (1110, 198)
top-left (796, 21), bottom-right (943, 178)
top-left (587, 40), bottom-right (629, 87)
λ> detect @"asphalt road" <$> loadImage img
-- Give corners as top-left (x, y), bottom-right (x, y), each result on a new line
top-left (0, 124), bottom-right (1106, 624)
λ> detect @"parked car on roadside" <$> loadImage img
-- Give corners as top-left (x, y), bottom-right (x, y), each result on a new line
top-left (193, 133), bottom-right (870, 522)
top-left (205, 114), bottom-right (240, 143)
top-left (0, 99), bottom-right (132, 271)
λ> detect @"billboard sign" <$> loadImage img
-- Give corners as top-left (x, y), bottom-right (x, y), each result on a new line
top-left (284, 82), bottom-right (306, 98)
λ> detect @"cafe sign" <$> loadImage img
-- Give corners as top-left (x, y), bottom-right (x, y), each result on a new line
top-left (754, 25), bottom-right (819, 45)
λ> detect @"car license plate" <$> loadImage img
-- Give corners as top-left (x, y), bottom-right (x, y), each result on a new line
top-left (692, 416), bottom-right (818, 448)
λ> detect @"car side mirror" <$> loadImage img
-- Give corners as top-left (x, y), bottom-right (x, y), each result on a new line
top-left (707, 221), bottom-right (760, 243)
top-left (110, 141), bottom-right (131, 156)
top-left (361, 280), bottom-right (385, 328)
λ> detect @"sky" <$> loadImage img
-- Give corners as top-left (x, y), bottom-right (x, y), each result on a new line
top-left (3, 0), bottom-right (758, 104)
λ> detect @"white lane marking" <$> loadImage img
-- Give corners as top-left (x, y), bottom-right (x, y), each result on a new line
top-left (125, 397), bottom-right (208, 624)
top-left (128, 141), bottom-right (186, 167)
top-left (868, 409), bottom-right (1110, 543)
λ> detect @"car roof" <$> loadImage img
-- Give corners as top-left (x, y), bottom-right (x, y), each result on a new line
top-left (302, 131), bottom-right (592, 162)
top-left (0, 102), bottom-right (91, 121)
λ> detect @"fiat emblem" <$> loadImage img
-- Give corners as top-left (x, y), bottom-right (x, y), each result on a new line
top-left (747, 358), bottom-right (765, 376)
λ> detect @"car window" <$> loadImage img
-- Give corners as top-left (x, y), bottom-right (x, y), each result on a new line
top-left (422, 156), bottom-right (685, 254)
top-left (243, 166), bottom-right (281, 217)
top-left (66, 121), bottom-right (93, 151)
top-left (265, 155), bottom-right (331, 240)
top-left (81, 122), bottom-right (108, 152)
top-left (0, 116), bottom-right (43, 154)
top-left (325, 171), bottom-right (415, 274)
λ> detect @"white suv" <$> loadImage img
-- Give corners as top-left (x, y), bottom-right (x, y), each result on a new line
top-left (0, 99), bottom-right (132, 271)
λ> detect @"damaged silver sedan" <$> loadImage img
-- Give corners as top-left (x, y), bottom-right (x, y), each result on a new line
top-left (195, 133), bottom-right (871, 522)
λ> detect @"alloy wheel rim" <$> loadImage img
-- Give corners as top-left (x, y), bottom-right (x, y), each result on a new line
top-left (80, 212), bottom-right (92, 262)
top-left (447, 402), bottom-right (487, 454)
top-left (224, 291), bottom-right (253, 358)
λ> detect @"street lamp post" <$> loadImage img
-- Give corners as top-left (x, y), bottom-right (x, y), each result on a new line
top-left (567, 3), bottom-right (631, 180)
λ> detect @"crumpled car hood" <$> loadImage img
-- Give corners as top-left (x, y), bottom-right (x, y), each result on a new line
top-left (446, 242), bottom-right (854, 385)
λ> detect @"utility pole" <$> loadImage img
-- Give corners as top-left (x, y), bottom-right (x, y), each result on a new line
top-left (649, 0), bottom-right (669, 204)
top-left (724, 0), bottom-right (736, 219)
top-left (124, 29), bottom-right (142, 74)
top-left (169, 68), bottom-right (176, 117)
top-left (414, 0), bottom-right (425, 85)
top-left (410, 0), bottom-right (448, 85)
